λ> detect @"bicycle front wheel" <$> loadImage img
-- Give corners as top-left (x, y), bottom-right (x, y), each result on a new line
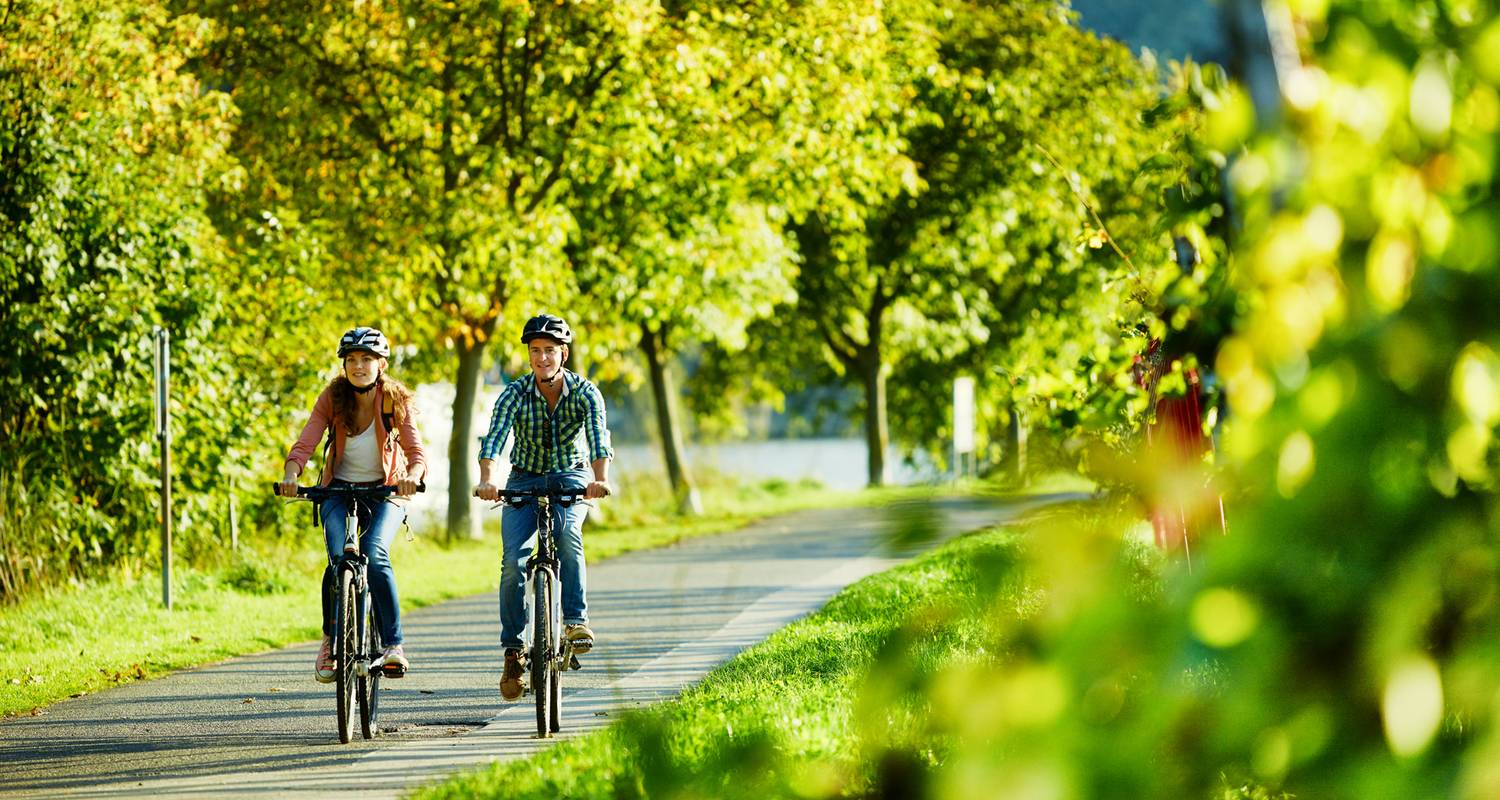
top-left (335, 568), bottom-right (358, 744)
top-left (358, 592), bottom-right (381, 740)
top-left (549, 637), bottom-right (563, 734)
top-left (531, 573), bottom-right (553, 738)
top-left (550, 577), bottom-right (564, 734)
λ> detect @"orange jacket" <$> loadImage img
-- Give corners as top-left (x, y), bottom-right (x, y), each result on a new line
top-left (284, 382), bottom-right (427, 487)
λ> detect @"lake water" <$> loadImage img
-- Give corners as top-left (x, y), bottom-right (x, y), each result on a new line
top-left (609, 439), bottom-right (934, 491)
top-left (404, 383), bottom-right (937, 529)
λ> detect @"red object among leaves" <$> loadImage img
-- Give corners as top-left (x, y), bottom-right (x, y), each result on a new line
top-left (1135, 340), bottom-right (1228, 561)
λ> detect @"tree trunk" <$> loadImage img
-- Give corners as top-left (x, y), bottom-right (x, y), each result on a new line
top-left (640, 323), bottom-right (701, 515)
top-left (860, 292), bottom-right (890, 488)
top-left (860, 351), bottom-right (889, 488)
top-left (447, 340), bottom-right (486, 541)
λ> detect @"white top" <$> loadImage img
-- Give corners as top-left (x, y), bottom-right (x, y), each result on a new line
top-left (334, 423), bottom-right (385, 483)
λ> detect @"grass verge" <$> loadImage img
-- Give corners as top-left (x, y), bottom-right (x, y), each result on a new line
top-left (0, 474), bottom-right (942, 717)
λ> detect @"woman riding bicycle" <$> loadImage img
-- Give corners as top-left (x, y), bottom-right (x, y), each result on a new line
top-left (474, 313), bottom-right (613, 702)
top-left (275, 326), bottom-right (427, 683)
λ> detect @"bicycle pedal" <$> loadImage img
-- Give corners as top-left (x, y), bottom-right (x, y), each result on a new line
top-left (569, 655), bottom-right (581, 671)
top-left (381, 663), bottom-right (407, 678)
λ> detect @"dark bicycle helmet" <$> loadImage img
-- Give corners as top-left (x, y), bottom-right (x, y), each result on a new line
top-left (520, 314), bottom-right (573, 344)
top-left (337, 326), bottom-right (391, 358)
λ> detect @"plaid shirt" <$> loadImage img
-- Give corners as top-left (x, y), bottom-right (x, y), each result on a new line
top-left (478, 370), bottom-right (614, 472)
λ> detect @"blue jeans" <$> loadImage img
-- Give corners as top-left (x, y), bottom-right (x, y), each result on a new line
top-left (499, 468), bottom-right (590, 651)
top-left (319, 485), bottom-right (406, 647)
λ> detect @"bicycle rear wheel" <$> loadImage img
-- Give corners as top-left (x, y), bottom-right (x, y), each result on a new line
top-left (358, 592), bottom-right (381, 740)
top-left (531, 574), bottom-right (552, 738)
top-left (335, 569), bottom-right (358, 744)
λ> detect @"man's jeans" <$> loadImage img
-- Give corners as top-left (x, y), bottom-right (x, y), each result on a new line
top-left (320, 484), bottom-right (407, 647)
top-left (499, 467), bottom-right (590, 651)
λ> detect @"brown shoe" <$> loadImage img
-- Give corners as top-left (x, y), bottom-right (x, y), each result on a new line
top-left (500, 650), bottom-right (524, 701)
top-left (565, 623), bottom-right (594, 654)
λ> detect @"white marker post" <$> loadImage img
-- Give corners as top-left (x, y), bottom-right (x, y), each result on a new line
top-left (153, 326), bottom-right (173, 610)
top-left (953, 376), bottom-right (975, 480)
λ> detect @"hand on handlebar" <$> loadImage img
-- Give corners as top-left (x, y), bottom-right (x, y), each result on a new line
top-left (473, 481), bottom-right (499, 502)
top-left (584, 481), bottom-right (611, 500)
top-left (275, 477), bottom-right (299, 498)
top-left (396, 476), bottom-right (421, 497)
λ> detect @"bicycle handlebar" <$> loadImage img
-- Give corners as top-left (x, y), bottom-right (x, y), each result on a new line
top-left (270, 482), bottom-right (427, 499)
top-left (479, 487), bottom-right (587, 507)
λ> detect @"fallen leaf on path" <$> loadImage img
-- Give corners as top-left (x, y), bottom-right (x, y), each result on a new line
top-left (268, 687), bottom-right (285, 693)
top-left (242, 698), bottom-right (255, 704)
top-left (419, 690), bottom-right (435, 694)
top-left (594, 711), bottom-right (609, 717)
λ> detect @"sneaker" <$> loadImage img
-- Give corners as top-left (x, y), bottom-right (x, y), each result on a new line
top-left (565, 623), bottom-right (594, 654)
top-left (500, 649), bottom-right (524, 701)
top-left (380, 645), bottom-right (408, 678)
top-left (314, 636), bottom-right (335, 683)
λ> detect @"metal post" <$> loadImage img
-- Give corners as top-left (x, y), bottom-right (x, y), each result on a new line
top-left (154, 326), bottom-right (172, 610)
top-left (953, 376), bottom-right (975, 482)
top-left (229, 479), bottom-right (239, 552)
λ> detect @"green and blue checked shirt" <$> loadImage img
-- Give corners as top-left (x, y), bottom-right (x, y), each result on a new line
top-left (478, 370), bottom-right (614, 472)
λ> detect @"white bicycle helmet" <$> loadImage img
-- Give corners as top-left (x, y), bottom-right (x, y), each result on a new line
top-left (337, 326), bottom-right (390, 358)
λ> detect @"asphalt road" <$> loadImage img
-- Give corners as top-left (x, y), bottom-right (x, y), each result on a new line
top-left (0, 494), bottom-right (1065, 799)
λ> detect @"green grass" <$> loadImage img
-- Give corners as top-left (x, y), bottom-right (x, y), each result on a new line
top-left (0, 474), bottom-right (941, 717)
top-left (409, 519), bottom-right (1041, 800)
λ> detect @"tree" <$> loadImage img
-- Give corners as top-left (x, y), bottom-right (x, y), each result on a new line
top-left (879, 60), bottom-right (1238, 481)
top-left (0, 0), bottom-right (243, 594)
top-left (565, 1), bottom-right (892, 510)
top-left (790, 0), bottom-right (1160, 485)
top-left (193, 0), bottom-right (667, 538)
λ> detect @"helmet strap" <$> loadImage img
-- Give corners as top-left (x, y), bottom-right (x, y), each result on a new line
top-left (545, 347), bottom-right (568, 385)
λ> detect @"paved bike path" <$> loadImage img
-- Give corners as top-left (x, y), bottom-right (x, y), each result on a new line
top-left (0, 495), bottom-right (1066, 798)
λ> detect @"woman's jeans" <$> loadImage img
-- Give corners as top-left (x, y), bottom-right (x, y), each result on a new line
top-left (319, 483), bottom-right (406, 647)
top-left (499, 467), bottom-right (590, 651)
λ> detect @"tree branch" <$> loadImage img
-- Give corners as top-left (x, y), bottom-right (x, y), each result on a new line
top-left (525, 55), bottom-right (623, 215)
top-left (1033, 142), bottom-right (1140, 278)
top-left (515, 10), bottom-right (545, 152)
top-left (812, 311), bottom-right (860, 370)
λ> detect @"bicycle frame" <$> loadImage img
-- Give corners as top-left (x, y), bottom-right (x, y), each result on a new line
top-left (335, 501), bottom-right (381, 678)
top-left (274, 481), bottom-right (422, 742)
top-left (528, 495), bottom-right (580, 671)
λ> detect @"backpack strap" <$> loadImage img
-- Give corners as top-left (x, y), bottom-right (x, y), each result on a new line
top-left (382, 392), bottom-right (397, 443)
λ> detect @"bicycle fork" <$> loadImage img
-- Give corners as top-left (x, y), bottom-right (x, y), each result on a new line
top-left (532, 562), bottom-right (585, 672)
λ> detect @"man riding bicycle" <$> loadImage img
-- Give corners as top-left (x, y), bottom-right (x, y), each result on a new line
top-left (473, 313), bottom-right (613, 702)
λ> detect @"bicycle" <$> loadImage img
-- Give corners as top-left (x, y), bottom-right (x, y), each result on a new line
top-left (480, 486), bottom-right (588, 738)
top-left (273, 482), bottom-right (423, 743)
